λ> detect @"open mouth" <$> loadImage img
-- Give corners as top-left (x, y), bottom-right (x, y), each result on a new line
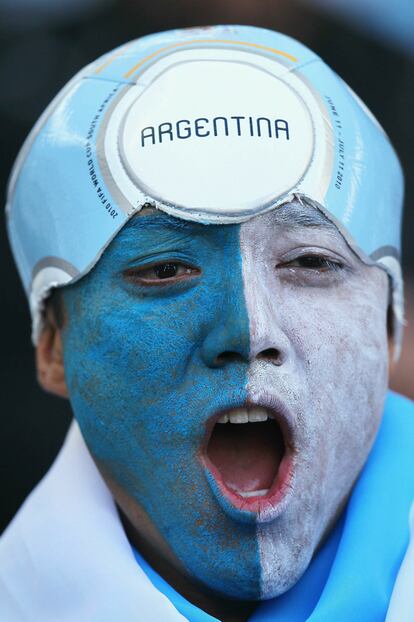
top-left (202, 404), bottom-right (295, 518)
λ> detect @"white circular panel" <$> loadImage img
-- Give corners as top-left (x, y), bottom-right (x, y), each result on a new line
top-left (118, 59), bottom-right (314, 214)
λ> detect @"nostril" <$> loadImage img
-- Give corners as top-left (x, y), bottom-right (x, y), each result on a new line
top-left (214, 351), bottom-right (245, 366)
top-left (257, 348), bottom-right (283, 365)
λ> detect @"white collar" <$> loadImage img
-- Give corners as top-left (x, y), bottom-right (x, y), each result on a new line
top-left (0, 421), bottom-right (188, 622)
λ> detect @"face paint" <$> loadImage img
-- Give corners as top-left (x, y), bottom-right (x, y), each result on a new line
top-left (61, 213), bottom-right (262, 598)
top-left (61, 203), bottom-right (389, 600)
top-left (240, 205), bottom-right (389, 597)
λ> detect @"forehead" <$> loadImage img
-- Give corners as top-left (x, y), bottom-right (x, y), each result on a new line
top-left (123, 201), bottom-right (343, 244)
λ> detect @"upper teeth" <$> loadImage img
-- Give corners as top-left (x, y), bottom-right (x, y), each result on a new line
top-left (218, 407), bottom-right (269, 424)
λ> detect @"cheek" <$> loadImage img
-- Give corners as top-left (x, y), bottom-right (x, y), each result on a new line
top-left (283, 279), bottom-right (389, 456)
top-left (311, 286), bottom-right (387, 401)
top-left (63, 308), bottom-right (202, 475)
top-left (288, 285), bottom-right (389, 547)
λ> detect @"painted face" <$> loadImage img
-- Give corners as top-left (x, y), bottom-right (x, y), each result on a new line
top-left (61, 202), bottom-right (389, 600)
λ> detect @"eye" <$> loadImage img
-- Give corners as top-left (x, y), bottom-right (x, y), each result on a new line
top-left (124, 261), bottom-right (200, 285)
top-left (153, 263), bottom-right (183, 279)
top-left (287, 255), bottom-right (344, 272)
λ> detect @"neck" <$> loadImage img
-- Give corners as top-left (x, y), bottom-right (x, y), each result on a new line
top-left (119, 508), bottom-right (257, 622)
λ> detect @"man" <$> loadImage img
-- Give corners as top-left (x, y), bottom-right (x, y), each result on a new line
top-left (1, 24), bottom-right (413, 622)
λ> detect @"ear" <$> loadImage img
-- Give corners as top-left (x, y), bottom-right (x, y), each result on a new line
top-left (36, 321), bottom-right (68, 398)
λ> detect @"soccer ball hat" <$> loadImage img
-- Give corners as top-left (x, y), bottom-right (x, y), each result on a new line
top-left (6, 25), bottom-right (404, 353)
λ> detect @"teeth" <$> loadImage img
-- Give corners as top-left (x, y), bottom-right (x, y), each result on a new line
top-left (229, 409), bottom-right (248, 424)
top-left (248, 407), bottom-right (268, 423)
top-left (237, 489), bottom-right (269, 498)
top-left (217, 407), bottom-right (270, 424)
top-left (217, 414), bottom-right (229, 424)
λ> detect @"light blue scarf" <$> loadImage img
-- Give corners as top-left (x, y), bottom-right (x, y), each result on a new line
top-left (133, 391), bottom-right (414, 622)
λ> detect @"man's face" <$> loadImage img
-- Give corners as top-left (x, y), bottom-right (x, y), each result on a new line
top-left (60, 202), bottom-right (389, 599)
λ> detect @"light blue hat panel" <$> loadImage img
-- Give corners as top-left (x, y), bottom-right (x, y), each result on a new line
top-left (8, 78), bottom-right (130, 306)
top-left (5, 25), bottom-right (404, 346)
top-left (298, 59), bottom-right (403, 259)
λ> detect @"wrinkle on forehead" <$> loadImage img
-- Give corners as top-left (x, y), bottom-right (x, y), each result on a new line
top-left (130, 207), bottom-right (206, 233)
top-left (265, 200), bottom-right (338, 231)
top-left (132, 199), bottom-right (338, 234)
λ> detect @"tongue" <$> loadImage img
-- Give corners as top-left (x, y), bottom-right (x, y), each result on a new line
top-left (206, 420), bottom-right (284, 493)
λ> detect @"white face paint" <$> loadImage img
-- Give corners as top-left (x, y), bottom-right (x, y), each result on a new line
top-left (240, 203), bottom-right (390, 597)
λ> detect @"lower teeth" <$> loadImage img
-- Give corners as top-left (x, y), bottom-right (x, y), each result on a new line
top-left (235, 489), bottom-right (269, 498)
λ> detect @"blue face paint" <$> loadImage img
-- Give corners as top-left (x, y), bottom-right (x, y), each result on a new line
top-left (61, 212), bottom-right (262, 598)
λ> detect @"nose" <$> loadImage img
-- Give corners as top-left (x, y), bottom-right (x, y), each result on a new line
top-left (255, 347), bottom-right (283, 365)
top-left (246, 271), bottom-right (291, 367)
top-left (200, 321), bottom-right (250, 368)
top-left (200, 303), bottom-right (288, 369)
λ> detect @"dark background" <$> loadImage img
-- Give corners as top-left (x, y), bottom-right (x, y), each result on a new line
top-left (1, 0), bottom-right (413, 533)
